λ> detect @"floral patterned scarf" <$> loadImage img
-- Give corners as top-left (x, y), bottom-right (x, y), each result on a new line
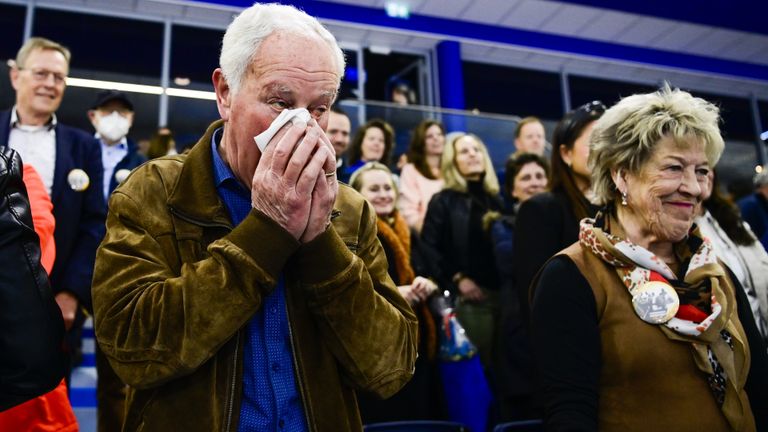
top-left (579, 211), bottom-right (753, 430)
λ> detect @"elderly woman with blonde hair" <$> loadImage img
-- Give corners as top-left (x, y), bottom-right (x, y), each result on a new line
top-left (530, 87), bottom-right (768, 431)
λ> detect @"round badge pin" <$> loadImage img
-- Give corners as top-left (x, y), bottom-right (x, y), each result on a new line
top-left (114, 168), bottom-right (131, 184)
top-left (67, 168), bottom-right (90, 192)
top-left (631, 281), bottom-right (679, 324)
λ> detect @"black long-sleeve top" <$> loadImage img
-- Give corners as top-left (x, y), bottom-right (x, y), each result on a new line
top-left (530, 255), bottom-right (768, 432)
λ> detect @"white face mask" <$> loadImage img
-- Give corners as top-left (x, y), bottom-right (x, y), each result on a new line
top-left (96, 111), bottom-right (131, 142)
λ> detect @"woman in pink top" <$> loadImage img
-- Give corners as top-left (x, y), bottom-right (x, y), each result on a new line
top-left (398, 120), bottom-right (446, 233)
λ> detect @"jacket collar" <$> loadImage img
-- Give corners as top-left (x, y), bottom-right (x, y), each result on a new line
top-left (166, 120), bottom-right (232, 227)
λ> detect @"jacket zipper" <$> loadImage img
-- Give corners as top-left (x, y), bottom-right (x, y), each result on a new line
top-left (285, 296), bottom-right (314, 432)
top-left (168, 204), bottom-right (238, 430)
top-left (224, 331), bottom-right (240, 432)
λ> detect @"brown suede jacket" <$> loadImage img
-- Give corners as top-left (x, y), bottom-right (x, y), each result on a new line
top-left (92, 121), bottom-right (418, 432)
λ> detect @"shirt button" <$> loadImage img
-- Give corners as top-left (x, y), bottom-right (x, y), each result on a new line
top-left (271, 307), bottom-right (278, 314)
top-left (271, 362), bottom-right (280, 372)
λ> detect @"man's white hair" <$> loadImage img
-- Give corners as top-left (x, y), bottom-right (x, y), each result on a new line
top-left (220, 3), bottom-right (346, 94)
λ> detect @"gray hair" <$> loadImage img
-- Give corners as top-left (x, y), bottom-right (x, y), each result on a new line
top-left (220, 3), bottom-right (345, 94)
top-left (16, 37), bottom-right (71, 68)
top-left (589, 85), bottom-right (724, 206)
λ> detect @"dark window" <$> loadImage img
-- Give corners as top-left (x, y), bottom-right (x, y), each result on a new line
top-left (0, 4), bottom-right (25, 61)
top-left (463, 62), bottom-right (563, 119)
top-left (568, 75), bottom-right (656, 111)
top-left (686, 90), bottom-right (755, 142)
top-left (33, 8), bottom-right (163, 79)
top-left (759, 100), bottom-right (768, 139)
top-left (0, 4), bottom-right (26, 110)
top-left (171, 25), bottom-right (223, 91)
top-left (166, 97), bottom-right (219, 151)
top-left (364, 49), bottom-right (422, 104)
top-left (338, 48), bottom-right (358, 101)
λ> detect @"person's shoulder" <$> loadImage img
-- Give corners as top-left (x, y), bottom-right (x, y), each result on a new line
top-left (399, 163), bottom-right (419, 176)
top-left (113, 153), bottom-right (186, 200)
top-left (428, 188), bottom-right (458, 204)
top-left (56, 122), bottom-right (96, 144)
top-left (533, 254), bottom-right (589, 301)
top-left (336, 183), bottom-right (371, 215)
top-left (539, 254), bottom-right (580, 278)
top-left (519, 191), bottom-right (564, 215)
top-left (737, 193), bottom-right (758, 208)
top-left (333, 184), bottom-right (378, 238)
top-left (124, 139), bottom-right (148, 166)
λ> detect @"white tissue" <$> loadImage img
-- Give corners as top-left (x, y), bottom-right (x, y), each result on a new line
top-left (253, 108), bottom-right (311, 152)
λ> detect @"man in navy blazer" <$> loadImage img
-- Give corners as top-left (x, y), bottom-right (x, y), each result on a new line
top-left (1, 37), bottom-right (106, 376)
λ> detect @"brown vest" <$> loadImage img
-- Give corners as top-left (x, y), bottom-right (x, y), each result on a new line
top-left (561, 242), bottom-right (754, 432)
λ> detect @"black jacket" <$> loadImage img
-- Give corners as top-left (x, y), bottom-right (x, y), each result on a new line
top-left (513, 189), bottom-right (598, 325)
top-left (0, 147), bottom-right (67, 411)
top-left (421, 187), bottom-right (503, 294)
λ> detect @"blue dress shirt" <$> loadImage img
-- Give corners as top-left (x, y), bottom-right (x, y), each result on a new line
top-left (210, 129), bottom-right (307, 432)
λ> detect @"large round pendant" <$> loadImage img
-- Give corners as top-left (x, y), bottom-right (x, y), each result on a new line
top-left (631, 281), bottom-right (679, 324)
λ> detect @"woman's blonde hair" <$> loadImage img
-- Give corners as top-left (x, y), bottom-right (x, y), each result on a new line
top-left (589, 85), bottom-right (724, 206)
top-left (441, 133), bottom-right (499, 195)
top-left (349, 161), bottom-right (398, 198)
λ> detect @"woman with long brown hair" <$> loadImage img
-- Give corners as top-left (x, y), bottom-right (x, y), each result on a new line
top-left (398, 120), bottom-right (446, 233)
top-left (512, 101), bottom-right (605, 320)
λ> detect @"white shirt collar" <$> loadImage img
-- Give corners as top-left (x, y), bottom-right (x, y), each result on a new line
top-left (10, 105), bottom-right (57, 131)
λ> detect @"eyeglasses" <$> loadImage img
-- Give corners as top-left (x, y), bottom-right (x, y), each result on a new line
top-left (18, 67), bottom-right (67, 85)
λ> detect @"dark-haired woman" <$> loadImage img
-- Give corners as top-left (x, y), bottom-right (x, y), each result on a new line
top-left (345, 119), bottom-right (395, 178)
top-left (696, 171), bottom-right (768, 342)
top-left (512, 101), bottom-right (605, 321)
top-left (398, 120), bottom-right (446, 233)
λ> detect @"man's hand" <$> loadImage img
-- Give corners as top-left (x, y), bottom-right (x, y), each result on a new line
top-left (251, 119), bottom-right (335, 240)
top-left (55, 291), bottom-right (78, 331)
top-left (300, 126), bottom-right (337, 243)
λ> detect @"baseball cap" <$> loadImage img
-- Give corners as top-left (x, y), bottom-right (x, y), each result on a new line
top-left (91, 89), bottom-right (134, 111)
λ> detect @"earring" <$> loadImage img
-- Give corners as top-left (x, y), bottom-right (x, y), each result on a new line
top-left (621, 192), bottom-right (628, 206)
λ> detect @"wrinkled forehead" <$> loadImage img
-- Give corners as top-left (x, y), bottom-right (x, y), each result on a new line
top-left (252, 31), bottom-right (341, 81)
top-left (25, 48), bottom-right (69, 71)
top-left (650, 135), bottom-right (709, 165)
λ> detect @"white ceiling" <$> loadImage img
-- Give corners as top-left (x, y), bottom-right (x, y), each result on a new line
top-left (5, 0), bottom-right (768, 98)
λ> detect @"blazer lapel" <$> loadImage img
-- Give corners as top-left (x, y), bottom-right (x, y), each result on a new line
top-left (51, 124), bottom-right (71, 205)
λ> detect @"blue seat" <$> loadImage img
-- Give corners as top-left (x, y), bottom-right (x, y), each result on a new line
top-left (493, 419), bottom-right (543, 432)
top-left (364, 420), bottom-right (469, 432)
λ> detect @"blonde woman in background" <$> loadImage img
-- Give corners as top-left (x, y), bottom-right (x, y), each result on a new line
top-left (421, 133), bottom-right (503, 370)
